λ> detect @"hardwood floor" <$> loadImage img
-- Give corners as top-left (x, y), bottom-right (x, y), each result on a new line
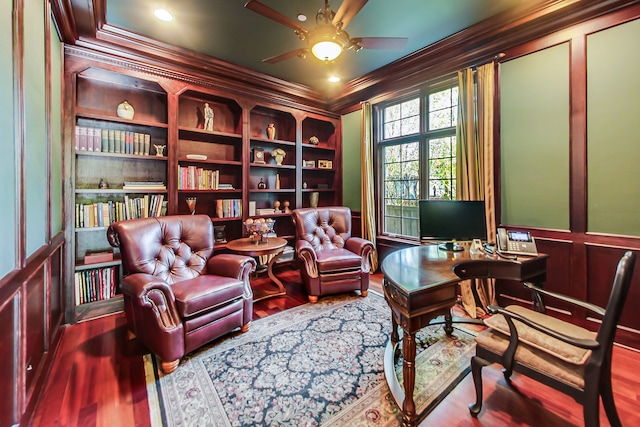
top-left (30, 271), bottom-right (640, 426)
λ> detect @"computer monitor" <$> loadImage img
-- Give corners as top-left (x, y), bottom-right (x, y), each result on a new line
top-left (419, 200), bottom-right (487, 251)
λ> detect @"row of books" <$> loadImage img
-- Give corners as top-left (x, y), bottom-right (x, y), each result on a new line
top-left (178, 166), bottom-right (232, 190)
top-left (75, 194), bottom-right (166, 228)
top-left (121, 181), bottom-right (167, 191)
top-left (75, 126), bottom-right (153, 155)
top-left (215, 199), bottom-right (242, 218)
top-left (74, 266), bottom-right (118, 305)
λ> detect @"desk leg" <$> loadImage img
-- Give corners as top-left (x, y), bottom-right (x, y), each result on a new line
top-left (401, 331), bottom-right (417, 427)
top-left (444, 311), bottom-right (454, 336)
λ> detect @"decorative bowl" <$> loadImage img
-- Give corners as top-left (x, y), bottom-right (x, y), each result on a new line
top-left (244, 218), bottom-right (275, 243)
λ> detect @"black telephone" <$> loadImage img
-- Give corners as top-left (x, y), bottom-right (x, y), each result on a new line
top-left (497, 228), bottom-right (538, 256)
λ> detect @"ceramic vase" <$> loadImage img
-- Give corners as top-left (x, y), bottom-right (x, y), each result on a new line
top-left (116, 101), bottom-right (135, 120)
top-left (267, 123), bottom-right (276, 140)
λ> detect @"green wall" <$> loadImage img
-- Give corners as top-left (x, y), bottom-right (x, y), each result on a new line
top-left (50, 17), bottom-right (63, 234)
top-left (0, 0), bottom-right (17, 277)
top-left (500, 43), bottom-right (570, 229)
top-left (24, 0), bottom-right (48, 255)
top-left (341, 110), bottom-right (362, 211)
top-left (587, 19), bottom-right (640, 236)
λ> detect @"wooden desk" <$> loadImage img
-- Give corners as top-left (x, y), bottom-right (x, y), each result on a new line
top-left (381, 245), bottom-right (548, 427)
top-left (226, 237), bottom-right (288, 301)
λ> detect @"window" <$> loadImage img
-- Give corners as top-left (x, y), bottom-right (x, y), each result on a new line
top-left (378, 84), bottom-right (458, 238)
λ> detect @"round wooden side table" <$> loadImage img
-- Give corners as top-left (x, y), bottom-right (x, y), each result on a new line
top-left (226, 237), bottom-right (288, 301)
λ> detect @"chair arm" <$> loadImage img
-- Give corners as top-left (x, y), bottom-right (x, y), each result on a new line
top-left (207, 254), bottom-right (256, 280)
top-left (488, 305), bottom-right (600, 350)
top-left (296, 239), bottom-right (318, 278)
top-left (121, 273), bottom-right (181, 330)
top-left (344, 237), bottom-right (375, 272)
top-left (522, 282), bottom-right (605, 317)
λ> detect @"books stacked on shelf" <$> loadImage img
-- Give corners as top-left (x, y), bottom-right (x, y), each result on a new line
top-left (178, 166), bottom-right (223, 190)
top-left (122, 181), bottom-right (167, 191)
top-left (215, 199), bottom-right (242, 218)
top-left (83, 250), bottom-right (114, 265)
top-left (75, 194), bottom-right (166, 228)
top-left (74, 125), bottom-right (152, 155)
top-left (74, 266), bottom-right (118, 305)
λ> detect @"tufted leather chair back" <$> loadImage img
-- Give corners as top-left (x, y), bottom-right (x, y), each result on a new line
top-left (292, 206), bottom-right (352, 252)
top-left (107, 215), bottom-right (214, 284)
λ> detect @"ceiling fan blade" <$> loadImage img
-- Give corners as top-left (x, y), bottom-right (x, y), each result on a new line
top-left (332, 0), bottom-right (368, 29)
top-left (353, 37), bottom-right (408, 50)
top-left (244, 0), bottom-right (308, 34)
top-left (263, 48), bottom-right (308, 64)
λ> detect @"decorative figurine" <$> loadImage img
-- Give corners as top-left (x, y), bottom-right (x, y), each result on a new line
top-left (309, 135), bottom-right (319, 145)
top-left (282, 200), bottom-right (290, 213)
top-left (267, 123), bottom-right (276, 140)
top-left (275, 173), bottom-right (280, 189)
top-left (273, 200), bottom-right (281, 213)
top-left (204, 103), bottom-right (214, 131)
top-left (257, 178), bottom-right (267, 189)
top-left (271, 147), bottom-right (286, 165)
top-left (99, 178), bottom-right (108, 189)
top-left (116, 100), bottom-right (135, 119)
top-left (154, 144), bottom-right (166, 157)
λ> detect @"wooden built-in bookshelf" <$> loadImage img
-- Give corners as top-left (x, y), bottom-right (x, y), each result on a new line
top-left (64, 53), bottom-right (341, 322)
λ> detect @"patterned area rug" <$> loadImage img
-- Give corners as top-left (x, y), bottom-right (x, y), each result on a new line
top-left (145, 293), bottom-right (476, 426)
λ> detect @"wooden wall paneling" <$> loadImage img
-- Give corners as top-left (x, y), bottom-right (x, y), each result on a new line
top-left (0, 294), bottom-right (19, 427)
top-left (25, 267), bottom-right (46, 399)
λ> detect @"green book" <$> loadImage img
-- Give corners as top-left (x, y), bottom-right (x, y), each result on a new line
top-left (108, 129), bottom-right (115, 153)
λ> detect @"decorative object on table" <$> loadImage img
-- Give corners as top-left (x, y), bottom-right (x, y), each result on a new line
top-left (275, 173), bottom-right (280, 189)
top-left (271, 147), bottom-right (286, 165)
top-left (310, 191), bottom-right (319, 208)
top-left (153, 144), bottom-right (166, 157)
top-left (282, 200), bottom-right (290, 213)
top-left (185, 197), bottom-right (197, 215)
top-left (186, 153), bottom-right (207, 160)
top-left (303, 182), bottom-right (308, 189)
top-left (318, 159), bottom-right (333, 169)
top-left (309, 135), bottom-right (319, 145)
top-left (213, 225), bottom-right (226, 243)
top-left (253, 147), bottom-right (266, 164)
top-left (273, 200), bottom-right (281, 213)
top-left (244, 217), bottom-right (276, 243)
top-left (203, 102), bottom-right (214, 131)
top-left (98, 178), bottom-right (109, 189)
top-left (304, 160), bottom-right (316, 168)
top-left (257, 178), bottom-right (267, 189)
top-left (266, 123), bottom-right (276, 140)
top-left (116, 100), bottom-right (135, 119)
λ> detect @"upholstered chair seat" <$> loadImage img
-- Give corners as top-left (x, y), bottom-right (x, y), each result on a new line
top-left (107, 215), bottom-right (256, 373)
top-left (292, 206), bottom-right (375, 303)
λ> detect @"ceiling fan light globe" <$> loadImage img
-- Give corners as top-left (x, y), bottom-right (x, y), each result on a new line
top-left (311, 41), bottom-right (342, 61)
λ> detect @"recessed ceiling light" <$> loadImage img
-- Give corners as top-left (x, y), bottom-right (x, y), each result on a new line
top-left (297, 13), bottom-right (307, 22)
top-left (328, 76), bottom-right (340, 83)
top-left (154, 9), bottom-right (173, 22)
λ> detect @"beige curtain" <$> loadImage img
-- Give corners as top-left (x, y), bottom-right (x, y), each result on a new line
top-left (360, 102), bottom-right (378, 272)
top-left (456, 62), bottom-right (497, 318)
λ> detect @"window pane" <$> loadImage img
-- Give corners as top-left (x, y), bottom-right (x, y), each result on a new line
top-left (429, 109), bottom-right (452, 130)
top-left (429, 137), bottom-right (454, 159)
top-left (401, 116), bottom-right (419, 135)
top-left (385, 104), bottom-right (400, 122)
top-left (401, 98), bottom-right (420, 117)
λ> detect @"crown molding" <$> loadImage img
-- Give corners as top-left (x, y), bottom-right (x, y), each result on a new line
top-left (328, 0), bottom-right (640, 112)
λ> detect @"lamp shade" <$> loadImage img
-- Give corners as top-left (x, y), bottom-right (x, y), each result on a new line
top-left (308, 24), bottom-right (349, 62)
top-left (311, 41), bottom-right (343, 61)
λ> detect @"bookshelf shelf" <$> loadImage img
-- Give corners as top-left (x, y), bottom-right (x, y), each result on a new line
top-left (76, 151), bottom-right (168, 161)
top-left (76, 109), bottom-right (169, 128)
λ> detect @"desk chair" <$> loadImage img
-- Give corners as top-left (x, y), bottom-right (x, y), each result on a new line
top-left (454, 251), bottom-right (635, 427)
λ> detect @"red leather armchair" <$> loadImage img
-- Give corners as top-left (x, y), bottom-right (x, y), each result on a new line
top-left (292, 206), bottom-right (375, 303)
top-left (107, 215), bottom-right (256, 373)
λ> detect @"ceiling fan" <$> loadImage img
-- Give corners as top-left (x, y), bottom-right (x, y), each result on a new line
top-left (244, 0), bottom-right (408, 64)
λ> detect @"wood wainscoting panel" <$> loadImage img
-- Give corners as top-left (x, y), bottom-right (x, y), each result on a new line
top-left (0, 295), bottom-right (19, 427)
top-left (586, 244), bottom-right (640, 348)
